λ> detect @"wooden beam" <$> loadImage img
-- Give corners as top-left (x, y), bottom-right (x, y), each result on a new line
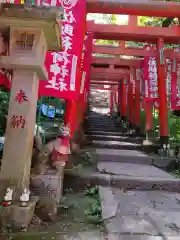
top-left (92, 45), bottom-right (180, 59)
top-left (92, 56), bottom-right (141, 67)
top-left (87, 0), bottom-right (180, 18)
top-left (87, 22), bottom-right (180, 44)
top-left (90, 87), bottom-right (112, 91)
top-left (91, 67), bottom-right (129, 75)
top-left (91, 81), bottom-right (119, 85)
top-left (91, 75), bottom-right (125, 81)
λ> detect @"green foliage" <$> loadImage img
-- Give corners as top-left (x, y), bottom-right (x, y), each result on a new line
top-left (139, 16), bottom-right (179, 27)
top-left (84, 186), bottom-right (99, 197)
top-left (140, 108), bottom-right (180, 143)
top-left (172, 169), bottom-right (180, 178)
top-left (168, 112), bottom-right (180, 142)
top-left (85, 198), bottom-right (102, 224)
top-left (0, 87), bottom-right (10, 135)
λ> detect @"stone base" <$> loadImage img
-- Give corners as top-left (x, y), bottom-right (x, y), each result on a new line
top-left (0, 199), bottom-right (37, 230)
top-left (30, 168), bottom-right (64, 204)
top-left (160, 135), bottom-right (169, 146)
top-left (142, 139), bottom-right (153, 146)
top-left (135, 126), bottom-right (141, 136)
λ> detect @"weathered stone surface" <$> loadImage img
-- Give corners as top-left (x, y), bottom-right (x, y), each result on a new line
top-left (31, 168), bottom-right (64, 203)
top-left (106, 235), bottom-right (163, 240)
top-left (99, 186), bottom-right (118, 220)
top-left (94, 140), bottom-right (140, 147)
top-left (35, 196), bottom-right (57, 221)
top-left (86, 108), bottom-right (180, 238)
top-left (114, 191), bottom-right (180, 215)
top-left (95, 149), bottom-right (152, 165)
top-left (31, 147), bottom-right (50, 174)
top-left (97, 162), bottom-right (174, 179)
top-left (0, 199), bottom-right (37, 229)
top-left (106, 214), bottom-right (158, 235)
top-left (100, 186), bottom-right (180, 236)
top-left (76, 231), bottom-right (105, 240)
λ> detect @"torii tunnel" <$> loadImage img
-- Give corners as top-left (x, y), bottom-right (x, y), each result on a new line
top-left (0, 1), bottom-right (180, 210)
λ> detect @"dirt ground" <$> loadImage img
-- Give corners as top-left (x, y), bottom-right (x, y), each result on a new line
top-left (0, 190), bottom-right (104, 240)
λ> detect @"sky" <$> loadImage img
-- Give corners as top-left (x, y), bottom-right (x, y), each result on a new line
top-left (87, 14), bottom-right (129, 25)
top-left (116, 15), bottom-right (129, 24)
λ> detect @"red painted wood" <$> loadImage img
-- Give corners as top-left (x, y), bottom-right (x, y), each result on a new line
top-left (90, 87), bottom-right (113, 91)
top-left (87, 23), bottom-right (180, 43)
top-left (121, 78), bottom-right (127, 118)
top-left (91, 75), bottom-right (127, 81)
top-left (92, 57), bottom-right (141, 67)
top-left (135, 69), bottom-right (141, 127)
top-left (126, 76), bottom-right (131, 123)
top-left (91, 81), bottom-right (119, 85)
top-left (128, 15), bottom-right (137, 28)
top-left (145, 101), bottom-right (153, 132)
top-left (110, 91), bottom-right (114, 114)
top-left (93, 45), bottom-right (180, 59)
top-left (157, 38), bottom-right (169, 137)
top-left (118, 84), bottom-right (121, 114)
top-left (91, 67), bottom-right (130, 75)
top-left (129, 68), bottom-right (136, 126)
top-left (87, 0), bottom-right (180, 18)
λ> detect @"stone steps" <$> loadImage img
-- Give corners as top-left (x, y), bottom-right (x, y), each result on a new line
top-left (84, 108), bottom-right (180, 238)
top-left (106, 235), bottom-right (178, 239)
top-left (87, 126), bottom-right (122, 131)
top-left (87, 130), bottom-right (125, 136)
top-left (99, 186), bottom-right (180, 238)
top-left (86, 140), bottom-right (142, 150)
top-left (94, 148), bottom-right (153, 164)
top-left (66, 167), bottom-right (180, 193)
top-left (87, 134), bottom-right (142, 143)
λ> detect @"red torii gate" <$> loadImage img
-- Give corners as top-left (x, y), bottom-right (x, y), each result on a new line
top-left (92, 57), bottom-right (142, 68)
top-left (87, 22), bottom-right (180, 44)
top-left (88, 17), bottom-right (180, 144)
top-left (61, 0), bottom-right (180, 148)
top-left (87, 0), bottom-right (180, 17)
top-left (92, 44), bottom-right (180, 59)
top-left (91, 81), bottom-right (119, 85)
top-left (91, 57), bottom-right (139, 116)
top-left (91, 67), bottom-right (130, 75)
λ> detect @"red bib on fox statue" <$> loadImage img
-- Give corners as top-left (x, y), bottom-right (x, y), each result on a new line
top-left (51, 138), bottom-right (71, 168)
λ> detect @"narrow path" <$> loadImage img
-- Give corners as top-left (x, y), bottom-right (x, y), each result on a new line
top-left (86, 108), bottom-right (180, 239)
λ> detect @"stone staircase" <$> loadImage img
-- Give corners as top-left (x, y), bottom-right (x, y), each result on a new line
top-left (85, 107), bottom-right (180, 239)
top-left (86, 110), bottom-right (142, 151)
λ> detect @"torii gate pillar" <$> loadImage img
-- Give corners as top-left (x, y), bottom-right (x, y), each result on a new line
top-left (109, 90), bottom-right (114, 115)
top-left (121, 77), bottom-right (127, 121)
top-left (135, 69), bottom-right (141, 135)
top-left (117, 83), bottom-right (121, 117)
top-left (157, 38), bottom-right (169, 145)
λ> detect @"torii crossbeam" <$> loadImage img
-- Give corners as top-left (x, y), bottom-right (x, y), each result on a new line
top-left (92, 44), bottom-right (180, 59)
top-left (87, 22), bottom-right (180, 43)
top-left (92, 57), bottom-right (141, 67)
top-left (87, 0), bottom-right (180, 17)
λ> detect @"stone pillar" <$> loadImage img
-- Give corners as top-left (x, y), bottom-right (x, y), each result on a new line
top-left (0, 70), bottom-right (39, 198)
top-left (157, 38), bottom-right (169, 145)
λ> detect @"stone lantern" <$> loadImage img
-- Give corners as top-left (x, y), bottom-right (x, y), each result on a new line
top-left (0, 4), bottom-right (62, 201)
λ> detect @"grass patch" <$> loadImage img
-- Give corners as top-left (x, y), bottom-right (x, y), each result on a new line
top-left (3, 189), bottom-right (104, 240)
top-left (171, 169), bottom-right (180, 178)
